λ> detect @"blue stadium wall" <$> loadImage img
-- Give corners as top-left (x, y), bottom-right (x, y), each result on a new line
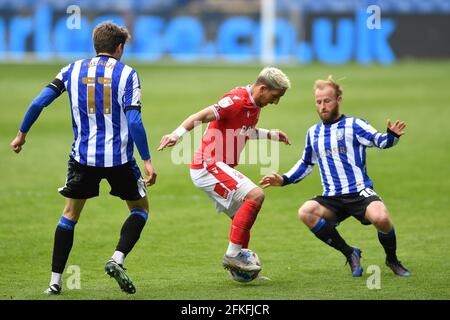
top-left (0, 0), bottom-right (449, 63)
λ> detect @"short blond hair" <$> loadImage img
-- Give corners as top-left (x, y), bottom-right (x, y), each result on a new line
top-left (313, 75), bottom-right (343, 97)
top-left (256, 67), bottom-right (291, 90)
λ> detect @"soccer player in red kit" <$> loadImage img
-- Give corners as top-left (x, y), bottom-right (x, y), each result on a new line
top-left (158, 67), bottom-right (291, 273)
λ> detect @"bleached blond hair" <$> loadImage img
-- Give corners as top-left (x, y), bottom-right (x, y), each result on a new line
top-left (313, 75), bottom-right (343, 97)
top-left (256, 67), bottom-right (291, 90)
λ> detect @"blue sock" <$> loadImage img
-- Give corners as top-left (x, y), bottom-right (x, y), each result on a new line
top-left (57, 215), bottom-right (77, 231)
top-left (311, 218), bottom-right (327, 234)
top-left (130, 208), bottom-right (148, 222)
top-left (52, 216), bottom-right (77, 273)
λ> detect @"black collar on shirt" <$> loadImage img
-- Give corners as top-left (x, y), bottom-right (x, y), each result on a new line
top-left (323, 114), bottom-right (345, 125)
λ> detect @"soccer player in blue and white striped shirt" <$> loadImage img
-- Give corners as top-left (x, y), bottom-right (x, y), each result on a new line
top-left (260, 76), bottom-right (411, 277)
top-left (10, 22), bottom-right (156, 294)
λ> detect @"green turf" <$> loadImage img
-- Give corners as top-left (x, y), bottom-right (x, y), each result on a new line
top-left (1, 61), bottom-right (449, 300)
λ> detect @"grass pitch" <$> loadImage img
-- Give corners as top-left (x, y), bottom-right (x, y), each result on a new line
top-left (1, 61), bottom-right (449, 300)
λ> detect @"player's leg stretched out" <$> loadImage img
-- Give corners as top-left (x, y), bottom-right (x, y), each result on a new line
top-left (105, 197), bottom-right (150, 294)
top-left (47, 157), bottom-right (153, 295)
top-left (298, 197), bottom-right (410, 277)
top-left (222, 187), bottom-right (264, 272)
top-left (46, 198), bottom-right (149, 295)
top-left (298, 200), bottom-right (363, 277)
top-left (45, 198), bottom-right (84, 295)
top-left (365, 201), bottom-right (411, 277)
top-left (189, 162), bottom-right (263, 275)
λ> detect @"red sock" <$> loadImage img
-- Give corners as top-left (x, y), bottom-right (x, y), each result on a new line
top-left (230, 200), bottom-right (261, 246)
top-left (241, 231), bottom-right (250, 249)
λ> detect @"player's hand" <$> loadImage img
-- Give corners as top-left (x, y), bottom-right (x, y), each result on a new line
top-left (270, 130), bottom-right (291, 145)
top-left (259, 172), bottom-right (284, 189)
top-left (10, 131), bottom-right (27, 154)
top-left (143, 160), bottom-right (157, 187)
top-left (387, 119), bottom-right (406, 136)
top-left (157, 133), bottom-right (179, 151)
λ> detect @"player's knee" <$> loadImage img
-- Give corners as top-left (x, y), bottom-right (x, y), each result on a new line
top-left (374, 214), bottom-right (392, 231)
top-left (299, 200), bottom-right (324, 223)
top-left (245, 187), bottom-right (265, 205)
top-left (298, 203), bottom-right (315, 222)
top-left (127, 197), bottom-right (149, 213)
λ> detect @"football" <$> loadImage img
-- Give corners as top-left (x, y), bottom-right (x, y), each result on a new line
top-left (229, 249), bottom-right (261, 283)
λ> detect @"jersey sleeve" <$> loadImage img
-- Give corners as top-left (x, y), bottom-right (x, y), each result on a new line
top-left (209, 94), bottom-right (242, 120)
top-left (20, 64), bottom-right (71, 133)
top-left (282, 129), bottom-right (317, 185)
top-left (19, 87), bottom-right (60, 133)
top-left (126, 109), bottom-right (150, 160)
top-left (353, 118), bottom-right (399, 149)
top-left (47, 63), bottom-right (72, 95)
top-left (123, 70), bottom-right (142, 112)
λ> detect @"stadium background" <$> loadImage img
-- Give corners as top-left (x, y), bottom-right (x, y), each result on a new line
top-left (0, 0), bottom-right (449, 300)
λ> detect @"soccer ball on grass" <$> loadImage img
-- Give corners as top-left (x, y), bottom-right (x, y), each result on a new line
top-left (229, 249), bottom-right (261, 283)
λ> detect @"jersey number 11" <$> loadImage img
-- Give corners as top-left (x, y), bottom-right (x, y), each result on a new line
top-left (82, 77), bottom-right (112, 114)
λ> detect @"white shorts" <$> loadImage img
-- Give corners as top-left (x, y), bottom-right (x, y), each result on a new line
top-left (190, 162), bottom-right (258, 218)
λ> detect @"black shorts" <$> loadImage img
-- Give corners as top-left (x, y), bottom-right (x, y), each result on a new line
top-left (58, 157), bottom-right (146, 201)
top-left (312, 188), bottom-right (382, 226)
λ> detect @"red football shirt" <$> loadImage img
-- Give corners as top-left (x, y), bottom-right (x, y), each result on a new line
top-left (191, 86), bottom-right (261, 169)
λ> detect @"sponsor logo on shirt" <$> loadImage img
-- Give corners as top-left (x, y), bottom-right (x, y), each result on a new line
top-left (319, 146), bottom-right (348, 158)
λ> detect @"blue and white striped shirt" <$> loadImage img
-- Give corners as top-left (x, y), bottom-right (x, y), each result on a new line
top-left (55, 55), bottom-right (142, 167)
top-left (283, 115), bottom-right (400, 196)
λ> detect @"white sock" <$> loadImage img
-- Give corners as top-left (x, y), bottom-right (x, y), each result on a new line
top-left (226, 242), bottom-right (242, 257)
top-left (112, 251), bottom-right (125, 265)
top-left (50, 272), bottom-right (62, 286)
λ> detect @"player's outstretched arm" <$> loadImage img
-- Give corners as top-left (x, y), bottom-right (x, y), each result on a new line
top-left (158, 106), bottom-right (217, 151)
top-left (269, 129), bottom-right (291, 145)
top-left (259, 172), bottom-right (284, 189)
top-left (10, 86), bottom-right (60, 154)
top-left (387, 119), bottom-right (406, 137)
top-left (354, 118), bottom-right (406, 149)
top-left (249, 129), bottom-right (291, 145)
